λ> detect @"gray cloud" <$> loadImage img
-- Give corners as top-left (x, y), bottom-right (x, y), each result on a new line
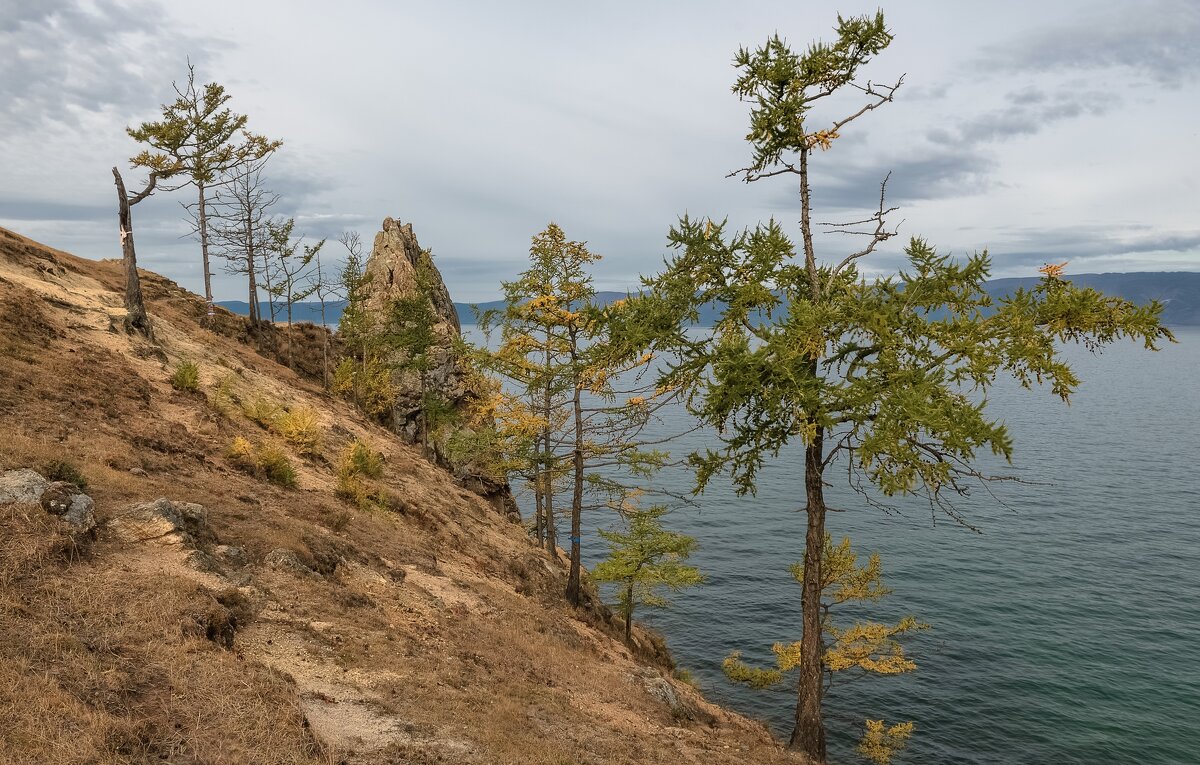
top-left (805, 149), bottom-right (996, 211)
top-left (0, 0), bottom-right (222, 130)
top-left (974, 0), bottom-right (1200, 84)
top-left (983, 227), bottom-right (1200, 273)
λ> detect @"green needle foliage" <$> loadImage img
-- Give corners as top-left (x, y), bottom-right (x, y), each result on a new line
top-left (615, 10), bottom-right (1174, 762)
top-left (128, 63), bottom-right (281, 315)
top-left (591, 502), bottom-right (703, 645)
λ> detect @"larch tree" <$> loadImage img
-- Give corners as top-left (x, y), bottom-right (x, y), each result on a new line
top-left (127, 62), bottom-right (281, 322)
top-left (590, 501), bottom-right (703, 646)
top-left (208, 160), bottom-right (278, 327)
top-left (722, 534), bottom-right (924, 764)
top-left (265, 217), bottom-right (324, 369)
top-left (616, 11), bottom-right (1174, 763)
top-left (482, 223), bottom-right (671, 605)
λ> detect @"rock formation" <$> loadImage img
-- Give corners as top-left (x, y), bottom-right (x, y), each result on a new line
top-left (361, 218), bottom-right (467, 442)
top-left (360, 218), bottom-right (518, 518)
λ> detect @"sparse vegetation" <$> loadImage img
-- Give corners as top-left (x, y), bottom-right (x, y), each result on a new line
top-left (42, 459), bottom-right (88, 491)
top-left (226, 435), bottom-right (297, 488)
top-left (335, 440), bottom-right (386, 511)
top-left (242, 395), bottom-right (282, 429)
top-left (170, 359), bottom-right (200, 391)
top-left (207, 372), bottom-right (239, 417)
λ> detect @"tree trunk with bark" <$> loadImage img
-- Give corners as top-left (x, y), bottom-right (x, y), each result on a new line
top-left (112, 168), bottom-right (154, 338)
top-left (789, 426), bottom-right (827, 762)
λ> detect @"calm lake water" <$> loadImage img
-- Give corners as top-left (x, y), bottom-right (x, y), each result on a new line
top-left (467, 326), bottom-right (1200, 764)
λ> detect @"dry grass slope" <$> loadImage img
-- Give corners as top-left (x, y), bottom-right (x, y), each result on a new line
top-left (0, 227), bottom-right (799, 765)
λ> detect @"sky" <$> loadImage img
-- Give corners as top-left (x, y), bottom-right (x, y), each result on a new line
top-left (2, 0), bottom-right (1198, 303)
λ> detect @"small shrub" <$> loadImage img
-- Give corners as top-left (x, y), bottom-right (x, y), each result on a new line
top-left (226, 436), bottom-right (297, 488)
top-left (256, 443), bottom-right (297, 488)
top-left (273, 406), bottom-right (324, 456)
top-left (171, 360), bottom-right (200, 392)
top-left (242, 396), bottom-right (282, 429)
top-left (340, 440), bottom-right (383, 479)
top-left (331, 357), bottom-right (355, 396)
top-left (42, 459), bottom-right (88, 491)
top-left (334, 440), bottom-right (386, 511)
top-left (225, 436), bottom-right (256, 472)
top-left (207, 373), bottom-right (239, 417)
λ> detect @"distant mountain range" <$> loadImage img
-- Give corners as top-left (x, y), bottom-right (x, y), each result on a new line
top-left (217, 272), bottom-right (1200, 328)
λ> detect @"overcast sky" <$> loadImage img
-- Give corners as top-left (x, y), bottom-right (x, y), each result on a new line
top-left (2, 0), bottom-right (1198, 303)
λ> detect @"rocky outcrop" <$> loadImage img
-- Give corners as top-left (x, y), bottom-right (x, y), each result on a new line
top-left (359, 218), bottom-right (518, 519)
top-left (361, 218), bottom-right (468, 442)
top-left (108, 498), bottom-right (213, 547)
top-left (1, 469), bottom-right (95, 535)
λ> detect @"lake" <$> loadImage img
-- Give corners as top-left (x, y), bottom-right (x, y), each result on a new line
top-left (467, 326), bottom-right (1200, 764)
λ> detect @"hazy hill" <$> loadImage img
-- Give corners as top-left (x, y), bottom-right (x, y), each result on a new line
top-left (222, 273), bottom-right (1200, 328)
top-left (0, 227), bottom-right (791, 765)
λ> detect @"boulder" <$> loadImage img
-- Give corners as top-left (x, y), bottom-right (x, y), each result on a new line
top-left (0, 468), bottom-right (49, 505)
top-left (108, 498), bottom-right (210, 546)
top-left (39, 481), bottom-right (96, 532)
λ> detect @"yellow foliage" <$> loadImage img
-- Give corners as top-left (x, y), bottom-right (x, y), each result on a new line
top-left (1039, 260), bottom-right (1068, 279)
top-left (824, 617), bottom-right (926, 674)
top-left (721, 651), bottom-right (783, 689)
top-left (807, 129), bottom-right (840, 151)
top-left (272, 406), bottom-right (324, 456)
top-left (242, 396), bottom-right (282, 429)
top-left (858, 719), bottom-right (914, 765)
top-left (771, 641), bottom-right (803, 671)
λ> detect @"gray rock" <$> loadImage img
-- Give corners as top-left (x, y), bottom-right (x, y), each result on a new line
top-left (129, 467), bottom-right (148, 477)
top-left (184, 549), bottom-right (224, 575)
top-left (39, 481), bottom-right (97, 532)
top-left (264, 548), bottom-right (316, 576)
top-left (0, 469), bottom-right (49, 505)
top-left (633, 667), bottom-right (711, 724)
top-left (108, 498), bottom-right (195, 545)
top-left (214, 545), bottom-right (247, 568)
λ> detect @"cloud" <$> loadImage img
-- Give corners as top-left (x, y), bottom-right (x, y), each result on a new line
top-left (973, 0), bottom-right (1200, 85)
top-left (986, 226), bottom-right (1200, 272)
top-left (0, 0), bottom-right (223, 130)
top-left (803, 149), bottom-right (996, 210)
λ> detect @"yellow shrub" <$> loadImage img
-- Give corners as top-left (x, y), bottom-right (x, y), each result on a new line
top-left (170, 360), bottom-right (200, 392)
top-left (273, 406), bottom-right (324, 456)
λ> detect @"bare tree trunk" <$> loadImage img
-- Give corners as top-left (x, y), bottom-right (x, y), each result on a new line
top-left (566, 328), bottom-right (584, 606)
top-left (245, 211), bottom-right (259, 325)
top-left (112, 168), bottom-right (153, 338)
top-left (789, 424), bottom-right (827, 763)
top-left (198, 180), bottom-right (215, 323)
top-left (624, 582), bottom-right (634, 645)
top-left (286, 290), bottom-right (294, 369)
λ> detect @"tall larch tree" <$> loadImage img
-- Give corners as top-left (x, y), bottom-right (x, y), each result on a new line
top-left (127, 63), bottom-right (281, 322)
top-left (617, 11), bottom-right (1174, 763)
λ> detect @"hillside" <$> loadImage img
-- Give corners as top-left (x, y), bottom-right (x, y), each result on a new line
top-left (222, 271), bottom-right (1200, 328)
top-left (0, 227), bottom-right (796, 765)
